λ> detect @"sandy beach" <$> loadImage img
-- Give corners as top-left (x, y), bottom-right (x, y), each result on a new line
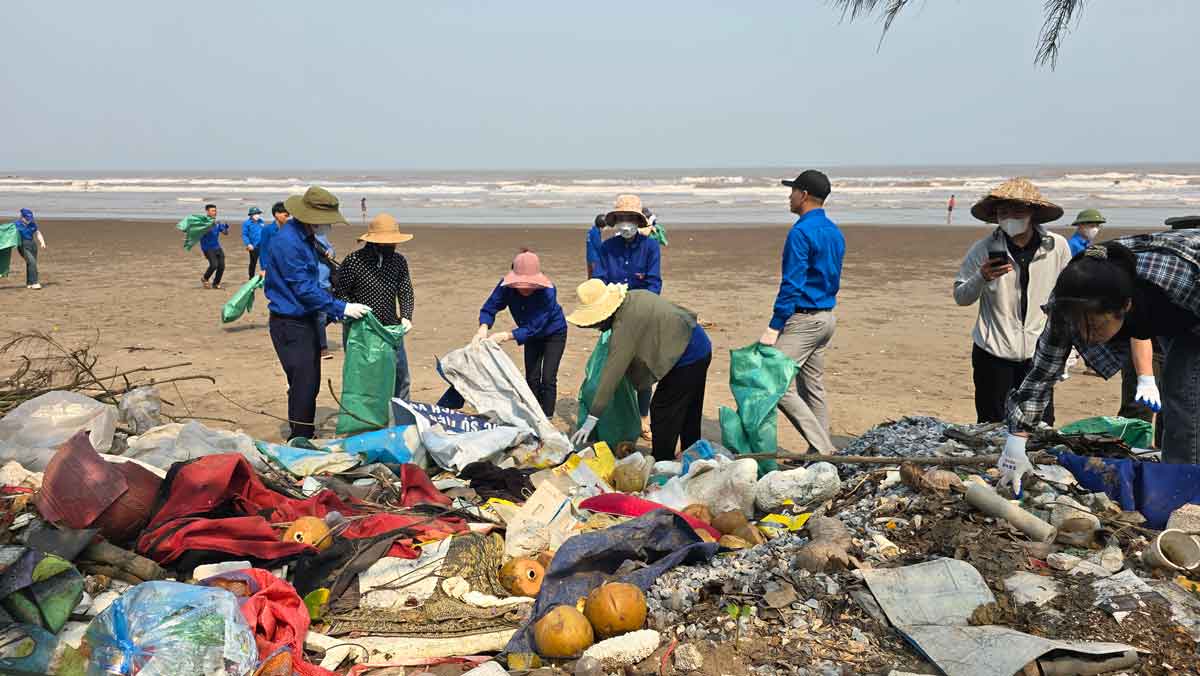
top-left (1, 219), bottom-right (1137, 449)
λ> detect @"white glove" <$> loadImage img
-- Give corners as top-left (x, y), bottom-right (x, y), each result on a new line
top-left (343, 303), bottom-right (371, 320)
top-left (401, 317), bottom-right (413, 332)
top-left (759, 328), bottom-right (780, 346)
top-left (490, 331), bottom-right (513, 344)
top-left (36, 232), bottom-right (46, 249)
top-left (1135, 375), bottom-right (1161, 413)
top-left (473, 324), bottom-right (489, 344)
top-left (997, 434), bottom-right (1034, 497)
top-left (571, 415), bottom-right (599, 448)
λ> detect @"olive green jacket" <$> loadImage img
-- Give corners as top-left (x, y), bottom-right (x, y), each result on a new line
top-left (590, 290), bottom-right (698, 417)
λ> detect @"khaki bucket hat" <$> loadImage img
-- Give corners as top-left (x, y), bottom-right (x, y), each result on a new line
top-left (284, 186), bottom-right (347, 226)
top-left (604, 194), bottom-right (650, 227)
top-left (565, 279), bottom-right (628, 327)
top-left (971, 178), bottom-right (1064, 225)
top-left (359, 213), bottom-right (414, 244)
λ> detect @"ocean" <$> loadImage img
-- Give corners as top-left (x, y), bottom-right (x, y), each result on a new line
top-left (2, 164), bottom-right (1198, 227)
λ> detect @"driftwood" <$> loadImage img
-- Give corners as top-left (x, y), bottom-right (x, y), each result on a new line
top-left (748, 452), bottom-right (1006, 467)
top-left (79, 540), bottom-right (166, 583)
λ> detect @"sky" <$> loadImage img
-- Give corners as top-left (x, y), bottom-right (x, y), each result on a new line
top-left (3, 0), bottom-right (1198, 170)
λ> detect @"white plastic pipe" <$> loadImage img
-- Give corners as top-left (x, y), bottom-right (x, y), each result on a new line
top-left (964, 482), bottom-right (1057, 543)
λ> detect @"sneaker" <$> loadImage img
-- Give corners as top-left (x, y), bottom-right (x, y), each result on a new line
top-left (202, 278), bottom-right (211, 289)
top-left (27, 284), bottom-right (42, 290)
top-left (212, 283), bottom-right (223, 290)
top-left (321, 350), bottom-right (333, 360)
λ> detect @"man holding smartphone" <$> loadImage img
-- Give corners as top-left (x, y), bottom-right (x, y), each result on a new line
top-left (954, 178), bottom-right (1071, 423)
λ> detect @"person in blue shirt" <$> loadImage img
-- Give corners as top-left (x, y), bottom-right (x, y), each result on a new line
top-left (199, 203), bottom-right (229, 289)
top-left (475, 250), bottom-right (568, 417)
top-left (241, 206), bottom-right (266, 280)
top-left (759, 170), bottom-right (845, 454)
top-left (256, 201), bottom-right (289, 276)
top-left (12, 208), bottom-right (46, 289)
top-left (263, 186), bottom-right (370, 441)
top-left (1067, 208), bottom-right (1105, 257)
top-left (592, 194), bottom-right (663, 439)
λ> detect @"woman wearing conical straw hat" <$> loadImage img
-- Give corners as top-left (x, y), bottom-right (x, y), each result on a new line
top-left (953, 177), bottom-right (1071, 428)
top-left (565, 279), bottom-right (711, 461)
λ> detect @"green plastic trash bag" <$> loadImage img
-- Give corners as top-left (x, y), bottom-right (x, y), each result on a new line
top-left (176, 214), bottom-right (214, 251)
top-left (647, 223), bottom-right (668, 247)
top-left (337, 312), bottom-right (408, 435)
top-left (577, 330), bottom-right (641, 447)
top-left (719, 343), bottom-right (799, 475)
top-left (220, 275), bottom-right (264, 323)
top-left (0, 222), bottom-right (19, 278)
top-left (1060, 416), bottom-right (1154, 449)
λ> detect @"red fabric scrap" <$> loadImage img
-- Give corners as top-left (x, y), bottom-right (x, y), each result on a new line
top-left (211, 568), bottom-right (336, 676)
top-left (138, 516), bottom-right (315, 565)
top-left (398, 463), bottom-right (452, 508)
top-left (579, 494), bottom-right (722, 540)
top-left (339, 512), bottom-right (469, 558)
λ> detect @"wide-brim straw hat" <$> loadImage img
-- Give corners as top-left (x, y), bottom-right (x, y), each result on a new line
top-left (502, 250), bottom-right (553, 289)
top-left (284, 186), bottom-right (347, 226)
top-left (971, 177), bottom-right (1064, 225)
top-left (604, 194), bottom-right (650, 227)
top-left (359, 213), bottom-right (414, 244)
top-left (566, 279), bottom-right (628, 327)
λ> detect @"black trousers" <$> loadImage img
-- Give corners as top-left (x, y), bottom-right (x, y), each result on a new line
top-left (650, 353), bottom-right (711, 461)
top-left (972, 344), bottom-right (1054, 425)
top-left (524, 330), bottom-right (567, 417)
top-left (269, 315), bottom-right (321, 440)
top-left (247, 249), bottom-right (259, 279)
top-left (203, 248), bottom-right (226, 287)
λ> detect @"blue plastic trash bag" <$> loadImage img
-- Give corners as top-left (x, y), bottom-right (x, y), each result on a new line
top-left (82, 581), bottom-right (257, 676)
top-left (321, 425), bottom-right (421, 465)
top-left (1056, 451), bottom-right (1200, 529)
top-left (679, 439), bottom-right (734, 476)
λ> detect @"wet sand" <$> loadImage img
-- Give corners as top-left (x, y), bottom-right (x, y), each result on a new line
top-left (1, 219), bottom-right (1135, 450)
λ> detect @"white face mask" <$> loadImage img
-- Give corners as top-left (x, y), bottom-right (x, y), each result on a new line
top-left (252, 214), bottom-right (262, 222)
top-left (617, 223), bottom-right (638, 240)
top-left (999, 217), bottom-right (1030, 238)
top-left (1082, 226), bottom-right (1100, 241)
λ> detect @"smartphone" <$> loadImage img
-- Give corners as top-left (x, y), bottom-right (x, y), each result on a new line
top-left (988, 250), bottom-right (1008, 264)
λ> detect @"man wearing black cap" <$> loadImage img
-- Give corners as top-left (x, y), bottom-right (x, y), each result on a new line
top-left (1166, 215), bottom-right (1200, 230)
top-left (760, 170), bottom-right (845, 454)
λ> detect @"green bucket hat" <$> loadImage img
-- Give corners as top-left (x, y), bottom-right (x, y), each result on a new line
top-left (1072, 208), bottom-right (1106, 226)
top-left (284, 186), bottom-right (346, 226)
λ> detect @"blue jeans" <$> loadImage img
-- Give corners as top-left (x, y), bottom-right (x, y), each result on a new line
top-left (1160, 333), bottom-right (1200, 464)
top-left (343, 330), bottom-right (410, 400)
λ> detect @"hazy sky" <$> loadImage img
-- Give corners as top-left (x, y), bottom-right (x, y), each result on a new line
top-left (4, 0), bottom-right (1197, 170)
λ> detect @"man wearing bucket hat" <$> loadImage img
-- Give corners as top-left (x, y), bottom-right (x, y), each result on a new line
top-left (475, 249), bottom-right (568, 417)
top-left (954, 177), bottom-right (1071, 425)
top-left (566, 279), bottom-right (712, 461)
top-left (1067, 208), bottom-right (1106, 257)
top-left (241, 206), bottom-right (266, 280)
top-left (264, 186), bottom-right (371, 441)
top-left (760, 170), bottom-right (845, 455)
top-left (592, 194), bottom-right (663, 440)
top-left (334, 213), bottom-right (416, 400)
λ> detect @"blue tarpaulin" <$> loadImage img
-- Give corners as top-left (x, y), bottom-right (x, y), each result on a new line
top-left (1056, 451), bottom-right (1200, 530)
top-left (505, 510), bottom-right (718, 655)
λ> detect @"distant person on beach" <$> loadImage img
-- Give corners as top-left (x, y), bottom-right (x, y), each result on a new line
top-left (334, 214), bottom-right (415, 400)
top-left (360, 197), bottom-right (367, 224)
top-left (592, 194), bottom-right (663, 440)
top-left (1067, 208), bottom-right (1106, 257)
top-left (256, 202), bottom-right (289, 276)
top-left (199, 203), bottom-right (229, 289)
top-left (639, 207), bottom-right (668, 247)
top-left (566, 279), bottom-right (711, 461)
top-left (1002, 230), bottom-right (1200, 491)
top-left (954, 178), bottom-right (1070, 425)
top-left (947, 194), bottom-right (957, 225)
top-left (11, 209), bottom-right (46, 289)
top-left (314, 225), bottom-right (337, 359)
top-left (263, 186), bottom-right (369, 441)
top-left (760, 170), bottom-right (845, 454)
top-left (241, 206), bottom-right (265, 279)
top-left (475, 250), bottom-right (568, 417)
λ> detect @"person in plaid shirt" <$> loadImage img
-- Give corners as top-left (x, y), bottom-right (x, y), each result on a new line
top-left (1000, 230), bottom-right (1200, 493)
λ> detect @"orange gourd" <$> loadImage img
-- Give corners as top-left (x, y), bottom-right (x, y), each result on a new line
top-left (583, 582), bottom-right (647, 638)
top-left (533, 605), bottom-right (594, 658)
top-left (499, 558), bottom-right (545, 597)
top-left (282, 516), bottom-right (332, 551)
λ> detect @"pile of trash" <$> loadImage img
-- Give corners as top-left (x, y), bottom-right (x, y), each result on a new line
top-left (1, 339), bottom-right (1199, 675)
